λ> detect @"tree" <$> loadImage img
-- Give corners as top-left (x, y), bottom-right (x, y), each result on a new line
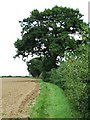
top-left (14, 6), bottom-right (89, 72)
top-left (27, 57), bottom-right (42, 77)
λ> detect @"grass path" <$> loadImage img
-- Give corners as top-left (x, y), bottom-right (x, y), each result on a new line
top-left (29, 81), bottom-right (80, 118)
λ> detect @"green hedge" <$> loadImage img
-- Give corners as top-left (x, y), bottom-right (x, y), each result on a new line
top-left (43, 44), bottom-right (89, 118)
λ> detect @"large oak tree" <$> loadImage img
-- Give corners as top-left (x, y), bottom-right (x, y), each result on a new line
top-left (14, 6), bottom-right (89, 73)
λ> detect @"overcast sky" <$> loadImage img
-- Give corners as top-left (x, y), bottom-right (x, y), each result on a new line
top-left (0, 0), bottom-right (89, 76)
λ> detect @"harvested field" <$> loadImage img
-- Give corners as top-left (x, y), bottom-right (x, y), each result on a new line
top-left (1, 77), bottom-right (40, 118)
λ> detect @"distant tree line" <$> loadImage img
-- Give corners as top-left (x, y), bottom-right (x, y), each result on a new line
top-left (1, 76), bottom-right (31, 78)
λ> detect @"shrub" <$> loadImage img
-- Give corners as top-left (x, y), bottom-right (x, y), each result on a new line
top-left (44, 44), bottom-right (89, 117)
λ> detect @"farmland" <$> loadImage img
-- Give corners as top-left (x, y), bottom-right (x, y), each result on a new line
top-left (0, 77), bottom-right (87, 118)
top-left (1, 77), bottom-right (40, 118)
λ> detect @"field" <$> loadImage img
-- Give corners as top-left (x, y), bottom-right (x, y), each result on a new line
top-left (1, 77), bottom-right (40, 118)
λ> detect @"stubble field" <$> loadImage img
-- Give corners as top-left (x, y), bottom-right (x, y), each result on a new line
top-left (1, 77), bottom-right (40, 118)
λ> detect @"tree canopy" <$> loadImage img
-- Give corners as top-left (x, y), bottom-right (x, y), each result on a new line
top-left (14, 6), bottom-right (89, 73)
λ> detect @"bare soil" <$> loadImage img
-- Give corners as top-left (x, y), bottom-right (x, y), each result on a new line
top-left (1, 77), bottom-right (40, 118)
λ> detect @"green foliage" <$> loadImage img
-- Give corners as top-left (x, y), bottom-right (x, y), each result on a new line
top-left (26, 56), bottom-right (58, 78)
top-left (14, 6), bottom-right (89, 72)
top-left (27, 57), bottom-right (42, 77)
top-left (44, 44), bottom-right (89, 117)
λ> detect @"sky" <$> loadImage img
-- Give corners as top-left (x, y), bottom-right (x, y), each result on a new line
top-left (0, 0), bottom-right (89, 76)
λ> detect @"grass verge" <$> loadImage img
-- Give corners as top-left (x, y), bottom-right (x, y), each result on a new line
top-left (29, 81), bottom-right (81, 118)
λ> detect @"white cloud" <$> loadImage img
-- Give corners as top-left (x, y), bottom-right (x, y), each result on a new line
top-left (0, 0), bottom-right (89, 76)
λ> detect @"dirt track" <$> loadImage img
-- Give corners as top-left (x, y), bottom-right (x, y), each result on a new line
top-left (1, 78), bottom-right (40, 118)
